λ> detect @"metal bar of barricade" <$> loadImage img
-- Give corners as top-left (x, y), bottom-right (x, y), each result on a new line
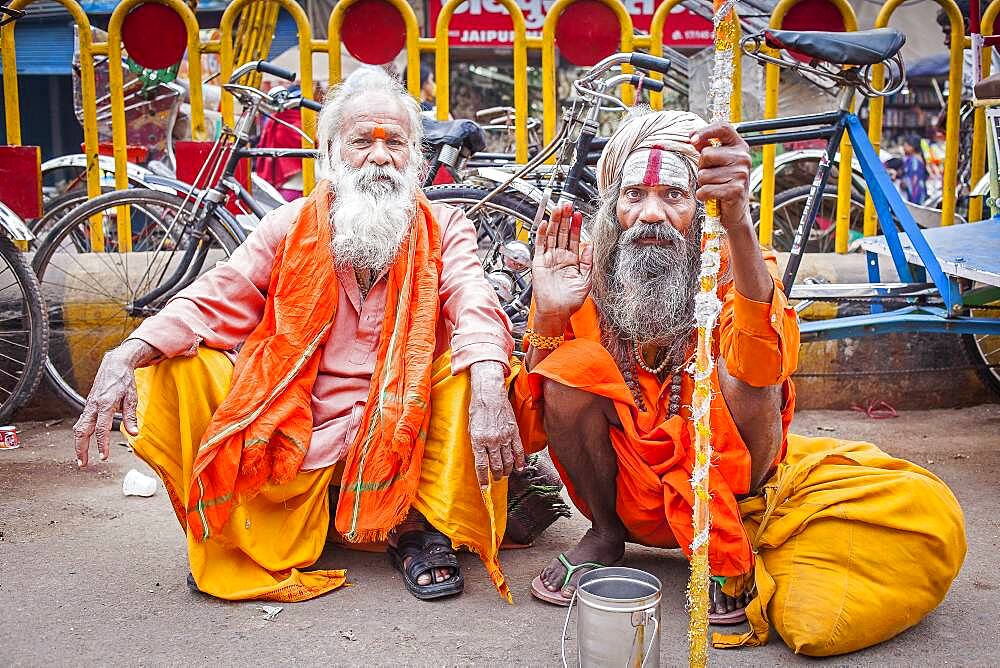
top-left (758, 0), bottom-right (857, 248)
top-left (869, 0), bottom-right (964, 230)
top-left (541, 0), bottom-right (635, 159)
top-left (648, 0), bottom-right (686, 111)
top-left (434, 0), bottom-right (529, 163)
top-left (104, 0), bottom-right (204, 253)
top-left (1, 0), bottom-right (102, 235)
top-left (328, 0), bottom-right (421, 95)
top-left (971, 1), bottom-right (1000, 221)
top-left (221, 0), bottom-right (315, 194)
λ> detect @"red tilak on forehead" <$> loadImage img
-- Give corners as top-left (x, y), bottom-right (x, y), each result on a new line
top-left (643, 145), bottom-right (664, 186)
top-left (372, 125), bottom-right (387, 140)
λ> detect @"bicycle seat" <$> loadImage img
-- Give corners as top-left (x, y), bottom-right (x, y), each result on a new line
top-left (975, 72), bottom-right (1000, 101)
top-left (764, 28), bottom-right (905, 66)
top-left (421, 118), bottom-right (487, 155)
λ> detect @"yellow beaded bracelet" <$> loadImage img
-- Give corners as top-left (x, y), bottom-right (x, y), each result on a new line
top-left (524, 328), bottom-right (564, 350)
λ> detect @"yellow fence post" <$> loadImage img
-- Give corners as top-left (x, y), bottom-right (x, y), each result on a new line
top-left (971, 1), bottom-right (1000, 222)
top-left (870, 0), bottom-right (963, 230)
top-left (220, 0), bottom-right (315, 193)
top-left (541, 0), bottom-right (634, 156)
top-left (758, 0), bottom-right (857, 249)
top-left (434, 0), bottom-right (529, 163)
top-left (648, 0), bottom-right (685, 112)
top-left (328, 0), bottom-right (421, 95)
top-left (104, 0), bottom-right (203, 252)
top-left (2, 0), bottom-right (102, 238)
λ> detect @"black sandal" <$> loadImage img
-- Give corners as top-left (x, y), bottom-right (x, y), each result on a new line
top-left (387, 529), bottom-right (464, 600)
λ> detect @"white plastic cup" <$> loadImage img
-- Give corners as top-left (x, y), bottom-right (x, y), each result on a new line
top-left (122, 469), bottom-right (157, 497)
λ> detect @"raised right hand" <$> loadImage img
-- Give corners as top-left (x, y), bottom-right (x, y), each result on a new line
top-left (72, 339), bottom-right (151, 468)
top-left (531, 202), bottom-right (593, 330)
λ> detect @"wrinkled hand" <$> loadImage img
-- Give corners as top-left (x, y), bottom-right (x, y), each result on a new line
top-left (531, 202), bottom-right (593, 329)
top-left (690, 122), bottom-right (753, 233)
top-left (468, 361), bottom-right (525, 487)
top-left (72, 344), bottom-right (144, 468)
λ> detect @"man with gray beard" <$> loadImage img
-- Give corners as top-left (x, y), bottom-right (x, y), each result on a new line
top-left (515, 110), bottom-right (800, 623)
top-left (73, 68), bottom-right (523, 604)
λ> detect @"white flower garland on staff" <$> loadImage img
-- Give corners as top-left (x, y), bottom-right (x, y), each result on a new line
top-left (687, 0), bottom-right (739, 665)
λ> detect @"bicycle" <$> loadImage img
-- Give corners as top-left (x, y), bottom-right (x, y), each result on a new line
top-left (31, 59), bottom-right (323, 411)
top-left (424, 52), bottom-right (674, 339)
top-left (0, 201), bottom-right (47, 422)
top-left (737, 27), bottom-right (1000, 394)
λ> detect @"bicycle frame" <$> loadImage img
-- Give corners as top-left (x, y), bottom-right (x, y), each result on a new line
top-left (740, 85), bottom-right (1000, 342)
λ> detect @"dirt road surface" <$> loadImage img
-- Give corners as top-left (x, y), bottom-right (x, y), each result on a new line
top-left (2, 405), bottom-right (998, 666)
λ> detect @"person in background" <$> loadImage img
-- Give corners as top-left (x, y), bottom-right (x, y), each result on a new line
top-left (403, 60), bottom-right (437, 112)
top-left (901, 134), bottom-right (929, 204)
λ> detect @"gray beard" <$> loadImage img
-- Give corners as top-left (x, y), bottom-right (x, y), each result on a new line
top-left (329, 159), bottom-right (421, 272)
top-left (591, 211), bottom-right (703, 370)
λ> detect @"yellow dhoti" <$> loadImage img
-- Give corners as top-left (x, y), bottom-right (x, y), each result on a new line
top-left (128, 348), bottom-right (508, 602)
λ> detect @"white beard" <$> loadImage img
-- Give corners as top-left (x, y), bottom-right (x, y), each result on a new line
top-left (329, 158), bottom-right (421, 271)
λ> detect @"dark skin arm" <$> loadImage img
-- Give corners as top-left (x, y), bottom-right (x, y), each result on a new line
top-left (692, 122), bottom-right (784, 490)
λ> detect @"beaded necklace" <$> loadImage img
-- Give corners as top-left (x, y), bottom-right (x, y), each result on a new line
top-left (625, 341), bottom-right (691, 417)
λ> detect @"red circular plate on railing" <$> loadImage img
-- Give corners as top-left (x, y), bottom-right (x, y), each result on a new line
top-left (341, 0), bottom-right (406, 64)
top-left (122, 3), bottom-right (187, 70)
top-left (782, 0), bottom-right (847, 62)
top-left (555, 0), bottom-right (621, 67)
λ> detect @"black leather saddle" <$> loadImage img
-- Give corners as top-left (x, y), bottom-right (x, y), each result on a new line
top-left (421, 118), bottom-right (487, 155)
top-left (764, 28), bottom-right (905, 66)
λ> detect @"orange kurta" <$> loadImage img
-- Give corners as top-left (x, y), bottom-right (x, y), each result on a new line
top-left (512, 250), bottom-right (799, 577)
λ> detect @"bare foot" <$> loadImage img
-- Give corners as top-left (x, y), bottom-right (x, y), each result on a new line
top-left (388, 509), bottom-right (454, 586)
top-left (539, 528), bottom-right (625, 599)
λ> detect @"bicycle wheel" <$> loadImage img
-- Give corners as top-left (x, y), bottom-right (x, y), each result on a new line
top-left (424, 184), bottom-right (538, 339)
top-left (962, 294), bottom-right (1000, 397)
top-left (28, 188), bottom-right (110, 250)
top-left (0, 235), bottom-right (48, 423)
top-left (32, 188), bottom-right (241, 411)
top-left (758, 184), bottom-right (866, 253)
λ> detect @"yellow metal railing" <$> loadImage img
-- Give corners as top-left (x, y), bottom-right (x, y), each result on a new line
top-left (757, 0), bottom-right (858, 251)
top-left (0, 0), bottom-right (973, 243)
top-left (867, 0), bottom-right (964, 232)
top-left (435, 0), bottom-right (529, 163)
top-left (2, 0), bottom-right (102, 246)
top-left (970, 0), bottom-right (1000, 222)
top-left (540, 0), bottom-right (634, 153)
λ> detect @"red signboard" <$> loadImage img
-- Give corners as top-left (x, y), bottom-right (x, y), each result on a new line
top-left (427, 0), bottom-right (713, 49)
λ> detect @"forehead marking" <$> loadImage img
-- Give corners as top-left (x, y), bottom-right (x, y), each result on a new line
top-left (643, 146), bottom-right (663, 187)
top-left (372, 125), bottom-right (387, 140)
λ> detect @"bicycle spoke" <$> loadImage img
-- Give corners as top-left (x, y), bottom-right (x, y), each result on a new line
top-left (0, 349), bottom-right (27, 367)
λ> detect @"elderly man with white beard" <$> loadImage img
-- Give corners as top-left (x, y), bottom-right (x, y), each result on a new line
top-left (72, 68), bottom-right (523, 603)
top-left (513, 110), bottom-right (800, 623)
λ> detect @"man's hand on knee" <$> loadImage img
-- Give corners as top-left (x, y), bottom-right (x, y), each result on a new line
top-left (468, 361), bottom-right (525, 487)
top-left (73, 338), bottom-right (158, 468)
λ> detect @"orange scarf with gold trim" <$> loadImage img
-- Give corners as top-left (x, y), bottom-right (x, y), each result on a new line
top-left (186, 180), bottom-right (442, 543)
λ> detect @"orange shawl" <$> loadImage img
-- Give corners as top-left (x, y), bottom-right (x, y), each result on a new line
top-left (186, 180), bottom-right (442, 543)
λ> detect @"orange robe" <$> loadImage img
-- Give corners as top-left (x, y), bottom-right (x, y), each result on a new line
top-left (512, 251), bottom-right (799, 577)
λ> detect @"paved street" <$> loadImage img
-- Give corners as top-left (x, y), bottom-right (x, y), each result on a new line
top-left (2, 405), bottom-right (998, 666)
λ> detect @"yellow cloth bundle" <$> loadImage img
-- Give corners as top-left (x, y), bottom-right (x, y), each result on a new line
top-left (714, 434), bottom-right (966, 656)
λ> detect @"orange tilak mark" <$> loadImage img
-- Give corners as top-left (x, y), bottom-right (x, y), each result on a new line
top-left (372, 125), bottom-right (387, 140)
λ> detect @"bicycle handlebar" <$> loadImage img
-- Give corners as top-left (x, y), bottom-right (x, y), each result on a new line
top-left (626, 74), bottom-right (665, 92)
top-left (256, 60), bottom-right (296, 82)
top-left (628, 53), bottom-right (672, 75)
top-left (299, 98), bottom-right (323, 112)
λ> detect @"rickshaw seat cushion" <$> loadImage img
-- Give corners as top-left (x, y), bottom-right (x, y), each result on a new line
top-left (764, 28), bottom-right (905, 66)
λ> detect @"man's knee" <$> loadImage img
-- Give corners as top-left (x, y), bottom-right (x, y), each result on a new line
top-left (541, 380), bottom-right (613, 434)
